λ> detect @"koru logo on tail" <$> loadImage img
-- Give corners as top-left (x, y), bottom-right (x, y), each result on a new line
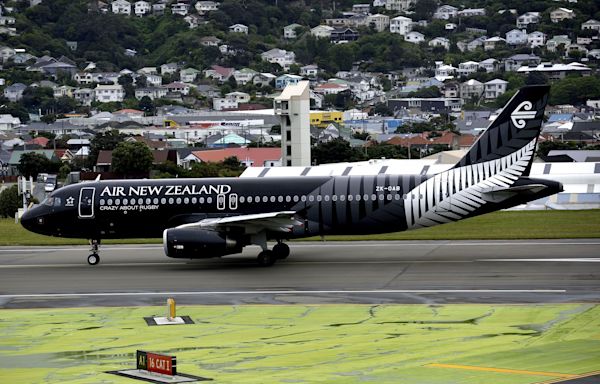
top-left (510, 101), bottom-right (536, 129)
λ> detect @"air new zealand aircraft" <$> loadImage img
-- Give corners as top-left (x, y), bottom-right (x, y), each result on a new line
top-left (22, 85), bottom-right (562, 266)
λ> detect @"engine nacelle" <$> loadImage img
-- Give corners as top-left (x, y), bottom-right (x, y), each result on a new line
top-left (163, 227), bottom-right (242, 258)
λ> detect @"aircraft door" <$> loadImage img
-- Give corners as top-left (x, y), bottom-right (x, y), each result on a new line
top-left (78, 187), bottom-right (95, 218)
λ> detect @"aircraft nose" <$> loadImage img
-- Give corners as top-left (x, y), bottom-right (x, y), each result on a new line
top-left (20, 206), bottom-right (46, 234)
top-left (20, 209), bottom-right (35, 232)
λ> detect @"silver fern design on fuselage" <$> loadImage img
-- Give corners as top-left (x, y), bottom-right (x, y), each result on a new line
top-left (404, 139), bottom-right (537, 229)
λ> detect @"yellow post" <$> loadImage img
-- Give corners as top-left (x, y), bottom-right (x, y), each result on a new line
top-left (167, 298), bottom-right (176, 320)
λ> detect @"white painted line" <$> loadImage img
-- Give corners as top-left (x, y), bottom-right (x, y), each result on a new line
top-left (0, 289), bottom-right (567, 299)
top-left (482, 258), bottom-right (600, 263)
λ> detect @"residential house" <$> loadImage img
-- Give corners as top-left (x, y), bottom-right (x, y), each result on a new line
top-left (152, 3), bottom-right (166, 15)
top-left (373, 0), bottom-right (386, 7)
top-left (577, 36), bottom-right (593, 46)
top-left (73, 88), bottom-right (94, 106)
top-left (204, 65), bottom-right (234, 83)
top-left (199, 36), bottom-right (221, 47)
top-left (179, 68), bottom-right (201, 83)
top-left (506, 29), bottom-right (528, 45)
top-left (311, 25), bottom-right (335, 38)
top-left (0, 114), bottom-right (21, 130)
top-left (445, 23), bottom-right (457, 31)
top-left (366, 14), bottom-right (389, 32)
top-left (429, 37), bottom-right (450, 50)
top-left (184, 14), bottom-right (202, 29)
top-left (94, 84), bottom-right (125, 103)
top-left (112, 0), bottom-right (131, 15)
top-left (195, 84), bottom-right (220, 99)
top-left (517, 12), bottom-right (540, 28)
top-left (138, 67), bottom-right (158, 75)
top-left (478, 58), bottom-right (498, 73)
top-left (504, 54), bottom-right (541, 71)
top-left (458, 61), bottom-right (479, 76)
top-left (144, 74), bottom-right (163, 87)
top-left (550, 8), bottom-right (575, 23)
top-left (582, 19), bottom-right (600, 31)
top-left (10, 52), bottom-right (36, 65)
top-left (466, 36), bottom-right (486, 51)
top-left (516, 62), bottom-right (591, 80)
top-left (300, 64), bottom-right (319, 77)
top-left (275, 74), bottom-right (302, 89)
top-left (213, 97), bottom-right (238, 111)
top-left (195, 1), bottom-right (219, 14)
top-left (565, 44), bottom-right (589, 58)
top-left (261, 48), bottom-right (296, 70)
top-left (284, 23), bottom-right (302, 39)
top-left (460, 79), bottom-right (484, 101)
top-left (190, 148), bottom-right (281, 167)
top-left (229, 24), bottom-right (249, 34)
top-left (433, 5), bottom-right (458, 20)
top-left (458, 8), bottom-right (485, 17)
top-left (253, 73), bottom-right (276, 87)
top-left (330, 27), bottom-right (359, 43)
top-left (528, 31), bottom-right (546, 48)
top-left (546, 35), bottom-right (571, 52)
top-left (171, 2), bottom-right (189, 16)
top-left (233, 68), bottom-right (258, 85)
top-left (134, 1), bottom-right (150, 16)
top-left (484, 36), bottom-right (505, 51)
top-left (405, 31), bottom-right (425, 44)
top-left (3, 83), bottom-right (26, 102)
top-left (390, 16), bottom-right (412, 36)
top-left (0, 46), bottom-right (15, 62)
top-left (135, 87), bottom-right (168, 100)
top-left (314, 82), bottom-right (350, 95)
top-left (385, 0), bottom-right (415, 12)
top-left (225, 91), bottom-right (250, 104)
top-left (53, 85), bottom-right (74, 98)
top-left (442, 82), bottom-right (460, 98)
top-left (165, 82), bottom-right (191, 96)
top-left (483, 79), bottom-right (508, 100)
top-left (160, 62), bottom-right (179, 75)
top-left (387, 97), bottom-right (462, 113)
top-left (588, 49), bottom-right (600, 59)
top-left (39, 62), bottom-right (77, 78)
top-left (352, 4), bottom-right (370, 13)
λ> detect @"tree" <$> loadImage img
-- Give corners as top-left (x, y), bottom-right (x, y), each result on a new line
top-left (87, 130), bottom-right (128, 168)
top-left (312, 137), bottom-right (365, 164)
top-left (17, 152), bottom-right (58, 178)
top-left (111, 141), bottom-right (154, 176)
top-left (0, 185), bottom-right (20, 218)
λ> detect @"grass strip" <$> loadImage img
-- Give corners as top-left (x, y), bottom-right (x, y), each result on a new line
top-left (1, 210), bottom-right (599, 246)
top-left (1, 304), bottom-right (599, 383)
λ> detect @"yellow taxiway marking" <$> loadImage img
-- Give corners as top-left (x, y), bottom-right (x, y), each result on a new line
top-left (537, 370), bottom-right (600, 383)
top-left (427, 363), bottom-right (578, 378)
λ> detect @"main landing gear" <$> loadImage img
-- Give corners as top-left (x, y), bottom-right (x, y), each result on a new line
top-left (88, 239), bottom-right (100, 266)
top-left (256, 241), bottom-right (290, 267)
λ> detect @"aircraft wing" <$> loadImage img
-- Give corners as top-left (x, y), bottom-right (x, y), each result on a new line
top-left (177, 211), bottom-right (302, 234)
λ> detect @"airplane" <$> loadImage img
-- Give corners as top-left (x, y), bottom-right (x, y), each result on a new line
top-left (21, 85), bottom-right (562, 266)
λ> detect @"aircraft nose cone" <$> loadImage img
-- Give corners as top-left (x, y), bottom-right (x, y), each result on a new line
top-left (20, 209), bottom-right (35, 232)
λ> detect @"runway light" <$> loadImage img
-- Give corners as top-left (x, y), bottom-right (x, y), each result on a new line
top-left (167, 298), bottom-right (176, 321)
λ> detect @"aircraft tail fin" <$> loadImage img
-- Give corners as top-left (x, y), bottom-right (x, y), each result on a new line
top-left (454, 85), bottom-right (550, 175)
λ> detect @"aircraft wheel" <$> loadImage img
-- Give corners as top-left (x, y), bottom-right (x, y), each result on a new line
top-left (88, 254), bottom-right (100, 266)
top-left (257, 250), bottom-right (276, 267)
top-left (273, 243), bottom-right (290, 259)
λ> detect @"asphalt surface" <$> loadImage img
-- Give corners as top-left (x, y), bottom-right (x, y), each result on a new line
top-left (0, 240), bottom-right (599, 308)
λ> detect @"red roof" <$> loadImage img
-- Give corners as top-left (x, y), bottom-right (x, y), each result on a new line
top-left (192, 148), bottom-right (281, 166)
top-left (458, 134), bottom-right (478, 147)
top-left (28, 137), bottom-right (49, 147)
top-left (211, 65), bottom-right (234, 78)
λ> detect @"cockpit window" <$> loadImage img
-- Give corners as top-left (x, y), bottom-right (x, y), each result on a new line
top-left (41, 197), bottom-right (61, 206)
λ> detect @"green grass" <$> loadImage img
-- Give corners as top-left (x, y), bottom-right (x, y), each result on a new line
top-left (2, 210), bottom-right (599, 246)
top-left (1, 304), bottom-right (599, 383)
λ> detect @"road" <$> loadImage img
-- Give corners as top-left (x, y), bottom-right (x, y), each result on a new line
top-left (0, 240), bottom-right (599, 308)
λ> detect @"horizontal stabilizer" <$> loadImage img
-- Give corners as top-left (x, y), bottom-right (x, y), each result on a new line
top-left (481, 184), bottom-right (548, 203)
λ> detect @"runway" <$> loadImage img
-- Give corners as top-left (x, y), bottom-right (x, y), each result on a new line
top-left (1, 239), bottom-right (599, 308)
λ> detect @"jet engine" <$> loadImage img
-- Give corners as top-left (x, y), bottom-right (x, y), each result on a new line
top-left (163, 227), bottom-right (242, 258)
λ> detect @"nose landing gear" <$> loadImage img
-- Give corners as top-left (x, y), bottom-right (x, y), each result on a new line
top-left (88, 239), bottom-right (101, 265)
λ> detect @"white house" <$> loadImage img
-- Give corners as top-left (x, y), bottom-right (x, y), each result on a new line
top-left (229, 24), bottom-right (249, 34)
top-left (550, 8), bottom-right (575, 23)
top-left (506, 29), bottom-right (528, 45)
top-left (483, 79), bottom-right (508, 100)
top-left (385, 0), bottom-right (414, 12)
top-left (300, 64), bottom-right (319, 77)
top-left (433, 5), bottom-right (458, 20)
top-left (311, 25), bottom-right (335, 38)
top-left (0, 114), bottom-right (21, 130)
top-left (528, 31), bottom-right (546, 48)
top-left (367, 14), bottom-right (389, 32)
top-left (225, 91), bottom-right (250, 104)
top-left (517, 12), bottom-right (540, 28)
top-left (94, 84), bottom-right (125, 103)
top-left (429, 37), bottom-right (450, 50)
top-left (233, 68), bottom-right (258, 85)
top-left (213, 97), bottom-right (238, 111)
top-left (546, 35), bottom-right (571, 52)
top-left (134, 1), bottom-right (150, 16)
top-left (3, 83), bottom-right (26, 102)
top-left (581, 19), bottom-right (600, 31)
top-left (171, 3), bottom-right (189, 16)
top-left (261, 49), bottom-right (296, 70)
top-left (112, 0), bottom-right (131, 15)
top-left (478, 58), bottom-right (498, 73)
top-left (0, 46), bottom-right (15, 62)
top-left (284, 23), bottom-right (302, 39)
top-left (390, 16), bottom-right (412, 36)
top-left (484, 36), bottom-right (505, 51)
top-left (466, 36), bottom-right (486, 51)
top-left (458, 8), bottom-right (485, 17)
top-left (460, 79), bottom-right (484, 101)
top-left (179, 68), bottom-right (201, 83)
top-left (160, 62), bottom-right (179, 75)
top-left (458, 61), bottom-right (479, 76)
top-left (405, 31), bottom-right (425, 44)
top-left (435, 62), bottom-right (457, 80)
top-left (195, 1), bottom-right (219, 14)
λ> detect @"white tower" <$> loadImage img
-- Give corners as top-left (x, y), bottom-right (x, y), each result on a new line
top-left (274, 81), bottom-right (311, 166)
